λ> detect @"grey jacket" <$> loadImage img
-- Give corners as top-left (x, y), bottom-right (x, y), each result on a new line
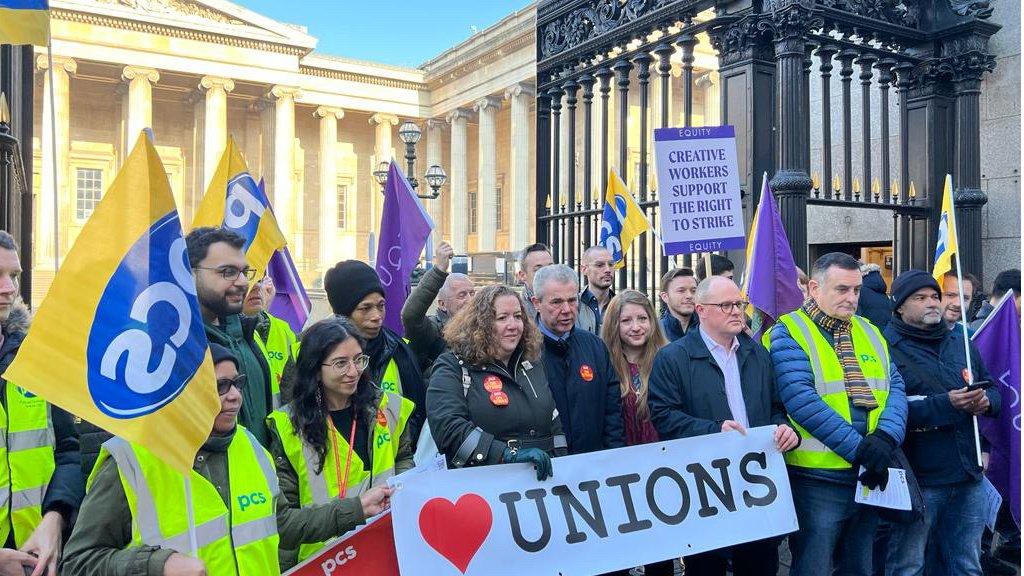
top-left (400, 266), bottom-right (451, 374)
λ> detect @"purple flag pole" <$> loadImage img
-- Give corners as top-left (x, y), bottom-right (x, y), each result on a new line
top-left (973, 291), bottom-right (1021, 528)
top-left (375, 161), bottom-right (434, 336)
top-left (742, 173), bottom-right (804, 338)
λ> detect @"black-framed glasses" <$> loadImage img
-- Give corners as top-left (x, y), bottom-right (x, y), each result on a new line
top-left (194, 266), bottom-right (257, 282)
top-left (322, 354), bottom-right (370, 374)
top-left (703, 300), bottom-right (749, 313)
top-left (216, 373), bottom-right (247, 395)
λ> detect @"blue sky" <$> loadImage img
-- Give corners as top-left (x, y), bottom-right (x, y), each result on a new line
top-left (237, 0), bottom-right (533, 67)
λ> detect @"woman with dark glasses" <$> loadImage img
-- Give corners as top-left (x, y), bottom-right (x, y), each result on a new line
top-left (267, 316), bottom-right (414, 567)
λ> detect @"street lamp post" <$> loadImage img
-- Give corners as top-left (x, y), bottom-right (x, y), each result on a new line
top-left (374, 120), bottom-right (448, 200)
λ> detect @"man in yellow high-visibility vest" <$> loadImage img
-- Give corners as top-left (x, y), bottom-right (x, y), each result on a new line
top-left (0, 231), bottom-right (83, 576)
top-left (767, 252), bottom-right (907, 576)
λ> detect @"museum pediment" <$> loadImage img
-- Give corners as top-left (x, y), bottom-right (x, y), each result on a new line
top-left (53, 0), bottom-right (318, 52)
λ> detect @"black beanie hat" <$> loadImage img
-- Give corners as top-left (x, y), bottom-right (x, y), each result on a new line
top-left (209, 343), bottom-right (239, 370)
top-left (324, 260), bottom-right (384, 316)
top-left (891, 270), bottom-right (941, 312)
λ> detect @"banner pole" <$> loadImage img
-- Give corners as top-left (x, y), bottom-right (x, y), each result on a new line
top-left (947, 177), bottom-right (983, 467)
top-left (185, 475), bottom-right (199, 555)
top-left (45, 42), bottom-right (60, 273)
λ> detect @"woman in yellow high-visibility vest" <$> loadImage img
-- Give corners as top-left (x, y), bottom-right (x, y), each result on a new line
top-left (267, 316), bottom-right (415, 567)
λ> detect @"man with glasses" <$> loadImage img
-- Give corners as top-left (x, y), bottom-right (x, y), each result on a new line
top-left (533, 264), bottom-right (624, 455)
top-left (768, 252), bottom-right (907, 575)
top-left (63, 343), bottom-right (392, 575)
top-left (648, 276), bottom-right (798, 576)
top-left (186, 227), bottom-right (274, 446)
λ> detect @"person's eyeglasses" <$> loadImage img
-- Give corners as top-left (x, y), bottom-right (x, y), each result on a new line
top-left (703, 300), bottom-right (749, 313)
top-left (216, 374), bottom-right (247, 395)
top-left (194, 266), bottom-right (257, 282)
top-left (322, 354), bottom-right (370, 374)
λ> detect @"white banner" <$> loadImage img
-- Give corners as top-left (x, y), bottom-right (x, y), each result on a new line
top-left (392, 426), bottom-right (798, 576)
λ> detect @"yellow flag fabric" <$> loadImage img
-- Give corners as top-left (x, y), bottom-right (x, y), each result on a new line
top-left (191, 136), bottom-right (286, 280)
top-left (931, 174), bottom-right (959, 284)
top-left (0, 0), bottom-right (50, 47)
top-left (599, 169), bottom-right (650, 269)
top-left (3, 134), bottom-right (220, 474)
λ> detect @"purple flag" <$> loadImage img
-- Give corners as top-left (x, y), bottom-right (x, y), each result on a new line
top-left (741, 174), bottom-right (804, 337)
top-left (267, 246), bottom-right (311, 335)
top-left (375, 161), bottom-right (434, 336)
top-left (973, 291), bottom-right (1021, 528)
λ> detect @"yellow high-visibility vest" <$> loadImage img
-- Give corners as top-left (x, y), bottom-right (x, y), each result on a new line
top-left (0, 381), bottom-right (55, 548)
top-left (255, 313), bottom-right (297, 410)
top-left (778, 310), bottom-right (892, 469)
top-left (266, 392), bottom-right (413, 561)
top-left (89, 427), bottom-right (281, 575)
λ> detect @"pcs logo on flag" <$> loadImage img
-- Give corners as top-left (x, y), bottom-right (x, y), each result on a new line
top-left (86, 212), bottom-right (208, 419)
top-left (223, 174), bottom-right (267, 253)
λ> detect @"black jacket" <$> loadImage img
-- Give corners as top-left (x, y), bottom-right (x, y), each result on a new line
top-left (857, 269), bottom-right (893, 330)
top-left (0, 304), bottom-right (83, 541)
top-left (365, 327), bottom-right (427, 443)
top-left (648, 328), bottom-right (788, 439)
top-left (427, 350), bottom-right (566, 467)
top-left (541, 328), bottom-right (625, 454)
top-left (660, 311), bottom-right (699, 343)
top-left (883, 322), bottom-right (1000, 486)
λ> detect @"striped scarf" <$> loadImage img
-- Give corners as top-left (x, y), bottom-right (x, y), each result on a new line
top-left (802, 299), bottom-right (878, 410)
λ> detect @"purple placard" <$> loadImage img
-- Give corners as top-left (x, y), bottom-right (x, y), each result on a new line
top-left (654, 125), bottom-right (736, 142)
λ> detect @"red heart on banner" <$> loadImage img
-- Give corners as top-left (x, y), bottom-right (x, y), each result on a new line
top-left (417, 493), bottom-right (493, 573)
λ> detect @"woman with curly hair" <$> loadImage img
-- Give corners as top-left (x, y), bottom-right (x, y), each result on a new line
top-left (267, 316), bottom-right (414, 567)
top-left (426, 284), bottom-right (566, 480)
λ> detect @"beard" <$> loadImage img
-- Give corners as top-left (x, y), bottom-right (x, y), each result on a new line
top-left (198, 282), bottom-right (245, 318)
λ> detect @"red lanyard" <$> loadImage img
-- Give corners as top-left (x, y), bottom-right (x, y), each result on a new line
top-left (327, 414), bottom-right (358, 499)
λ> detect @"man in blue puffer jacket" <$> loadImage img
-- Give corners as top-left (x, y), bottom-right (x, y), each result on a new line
top-left (769, 252), bottom-right (907, 576)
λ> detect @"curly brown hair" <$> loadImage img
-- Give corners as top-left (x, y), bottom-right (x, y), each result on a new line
top-left (443, 284), bottom-right (542, 365)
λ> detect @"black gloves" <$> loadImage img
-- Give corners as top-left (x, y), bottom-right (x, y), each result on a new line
top-left (502, 447), bottom-right (553, 481)
top-left (855, 431), bottom-right (896, 490)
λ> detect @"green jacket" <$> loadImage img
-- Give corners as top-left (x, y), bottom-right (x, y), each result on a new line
top-left (267, 399), bottom-right (413, 569)
top-left (205, 314), bottom-right (272, 445)
top-left (60, 429), bottom-right (366, 576)
top-left (400, 266), bottom-right (450, 374)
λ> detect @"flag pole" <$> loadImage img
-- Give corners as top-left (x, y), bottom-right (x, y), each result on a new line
top-left (947, 175), bottom-right (984, 467)
top-left (45, 41), bottom-right (60, 272)
top-left (184, 474), bottom-right (199, 555)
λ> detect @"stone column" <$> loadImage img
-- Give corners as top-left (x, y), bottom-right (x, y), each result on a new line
top-left (199, 76), bottom-right (234, 192)
top-left (269, 85), bottom-right (300, 255)
top-left (369, 113), bottom-right (398, 233)
top-left (698, 71), bottom-right (721, 125)
top-left (505, 83), bottom-right (533, 252)
top-left (315, 106), bottom-right (344, 272)
top-left (122, 66), bottom-right (159, 146)
top-left (425, 119), bottom-right (445, 236)
top-left (37, 55), bottom-right (76, 269)
top-left (446, 108), bottom-right (470, 253)
top-left (475, 97), bottom-right (500, 252)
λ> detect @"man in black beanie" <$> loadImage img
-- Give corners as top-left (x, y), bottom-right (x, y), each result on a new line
top-left (323, 260), bottom-right (426, 441)
top-left (883, 269), bottom-right (1000, 576)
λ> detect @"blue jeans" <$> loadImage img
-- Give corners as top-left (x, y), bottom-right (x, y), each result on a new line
top-left (788, 473), bottom-right (880, 576)
top-left (885, 479), bottom-right (987, 576)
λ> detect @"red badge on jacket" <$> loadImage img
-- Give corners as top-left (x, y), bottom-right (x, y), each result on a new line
top-left (483, 375), bottom-right (503, 393)
top-left (376, 409), bottom-right (388, 427)
top-left (489, 391), bottom-right (509, 406)
top-left (579, 364), bottom-right (594, 381)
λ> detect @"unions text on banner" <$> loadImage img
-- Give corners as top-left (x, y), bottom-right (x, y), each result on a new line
top-left (392, 426), bottom-right (798, 575)
top-left (653, 125), bottom-right (745, 255)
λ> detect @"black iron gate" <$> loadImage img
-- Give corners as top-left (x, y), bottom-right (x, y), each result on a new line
top-left (535, 0), bottom-right (999, 297)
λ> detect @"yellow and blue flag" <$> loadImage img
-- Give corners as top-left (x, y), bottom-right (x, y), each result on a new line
top-left (599, 169), bottom-right (650, 269)
top-left (931, 174), bottom-right (959, 284)
top-left (0, 0), bottom-right (50, 46)
top-left (2, 134), bottom-right (220, 474)
top-left (191, 136), bottom-right (286, 280)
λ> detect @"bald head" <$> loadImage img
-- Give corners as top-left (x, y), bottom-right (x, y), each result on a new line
top-left (695, 276), bottom-right (746, 340)
top-left (438, 273), bottom-right (475, 316)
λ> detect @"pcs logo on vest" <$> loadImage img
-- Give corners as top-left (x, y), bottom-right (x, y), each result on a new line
top-left (237, 491), bottom-right (267, 511)
top-left (859, 353), bottom-right (879, 363)
top-left (85, 213), bottom-right (207, 419)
